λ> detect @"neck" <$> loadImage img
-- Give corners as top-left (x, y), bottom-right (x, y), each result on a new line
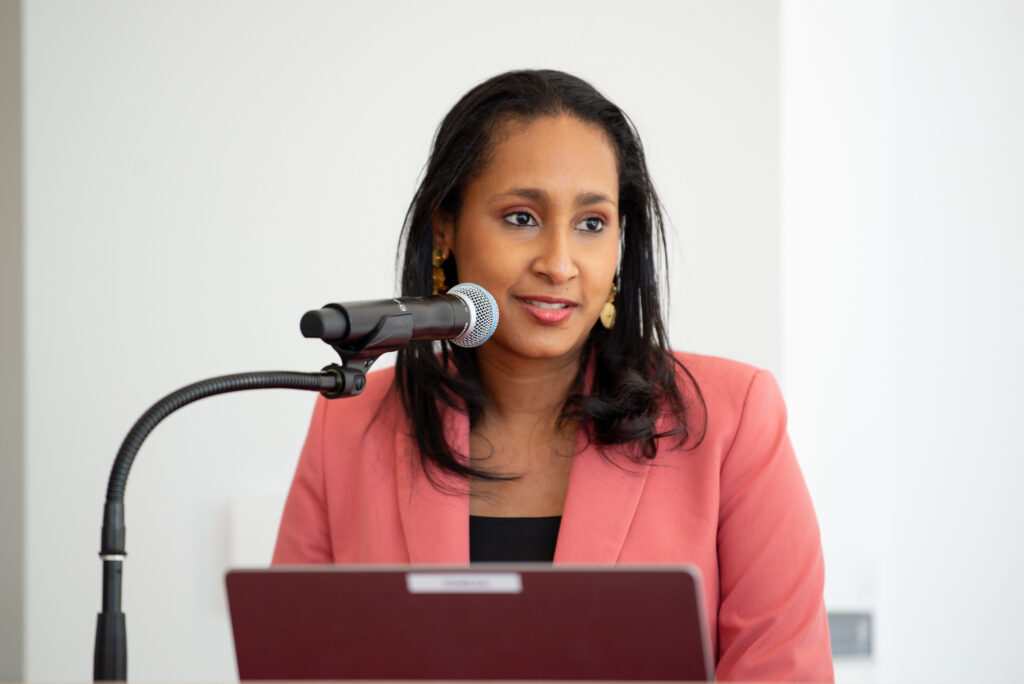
top-left (475, 347), bottom-right (582, 426)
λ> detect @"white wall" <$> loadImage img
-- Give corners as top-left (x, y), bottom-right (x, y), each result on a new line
top-left (22, 2), bottom-right (781, 680)
top-left (782, 1), bottom-right (1024, 682)
top-left (781, 2), bottom-right (893, 680)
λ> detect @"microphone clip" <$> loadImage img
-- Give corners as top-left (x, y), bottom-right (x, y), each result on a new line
top-left (318, 312), bottom-right (415, 398)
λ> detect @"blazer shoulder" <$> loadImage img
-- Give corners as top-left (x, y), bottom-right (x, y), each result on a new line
top-left (666, 352), bottom-right (795, 464)
top-left (667, 351), bottom-right (789, 447)
top-left (671, 351), bottom-right (765, 399)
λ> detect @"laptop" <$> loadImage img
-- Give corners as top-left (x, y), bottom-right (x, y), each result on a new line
top-left (226, 565), bottom-right (712, 681)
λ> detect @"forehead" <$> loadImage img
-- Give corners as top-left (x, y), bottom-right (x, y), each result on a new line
top-left (470, 115), bottom-right (620, 202)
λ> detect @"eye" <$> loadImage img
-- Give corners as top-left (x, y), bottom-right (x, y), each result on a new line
top-left (503, 211), bottom-right (538, 228)
top-left (576, 216), bottom-right (606, 233)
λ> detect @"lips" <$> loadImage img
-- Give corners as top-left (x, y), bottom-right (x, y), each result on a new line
top-left (523, 299), bottom-right (570, 310)
top-left (516, 295), bottom-right (577, 325)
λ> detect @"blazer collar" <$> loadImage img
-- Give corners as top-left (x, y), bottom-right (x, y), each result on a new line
top-left (554, 435), bottom-right (650, 564)
top-left (395, 406), bottom-right (650, 565)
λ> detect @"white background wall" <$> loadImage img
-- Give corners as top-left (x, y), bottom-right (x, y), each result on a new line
top-left (783, 1), bottom-right (1024, 681)
top-left (10, 1), bottom-right (1023, 682)
top-left (19, 1), bottom-right (780, 681)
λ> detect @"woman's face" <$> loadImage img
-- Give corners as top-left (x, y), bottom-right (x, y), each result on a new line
top-left (436, 114), bottom-right (621, 363)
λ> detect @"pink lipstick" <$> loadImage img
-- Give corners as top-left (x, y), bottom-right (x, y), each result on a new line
top-left (516, 295), bottom-right (577, 325)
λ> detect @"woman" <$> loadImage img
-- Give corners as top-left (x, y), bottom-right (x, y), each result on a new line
top-left (274, 70), bottom-right (833, 682)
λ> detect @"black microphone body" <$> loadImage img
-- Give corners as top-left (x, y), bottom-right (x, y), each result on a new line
top-left (301, 283), bottom-right (498, 350)
top-left (301, 293), bottom-right (471, 343)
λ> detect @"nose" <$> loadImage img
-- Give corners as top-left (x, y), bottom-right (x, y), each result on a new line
top-left (531, 225), bottom-right (580, 285)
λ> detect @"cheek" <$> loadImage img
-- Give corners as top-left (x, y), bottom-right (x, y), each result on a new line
top-left (451, 232), bottom-right (486, 283)
top-left (589, 241), bottom-right (621, 286)
top-left (453, 232), bottom-right (521, 286)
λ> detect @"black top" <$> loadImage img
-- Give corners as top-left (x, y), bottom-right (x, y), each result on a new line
top-left (469, 515), bottom-right (562, 563)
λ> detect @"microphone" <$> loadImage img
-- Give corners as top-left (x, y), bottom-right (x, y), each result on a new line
top-left (300, 282), bottom-right (499, 349)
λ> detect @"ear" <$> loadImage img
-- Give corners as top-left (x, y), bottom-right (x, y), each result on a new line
top-left (432, 210), bottom-right (455, 256)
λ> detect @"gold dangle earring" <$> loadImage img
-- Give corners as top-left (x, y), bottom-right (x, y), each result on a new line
top-left (600, 283), bottom-right (617, 329)
top-left (432, 249), bottom-right (447, 295)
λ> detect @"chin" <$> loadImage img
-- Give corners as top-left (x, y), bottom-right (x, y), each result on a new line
top-left (492, 332), bottom-right (590, 362)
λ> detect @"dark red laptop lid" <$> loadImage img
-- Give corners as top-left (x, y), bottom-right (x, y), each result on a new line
top-left (226, 565), bottom-right (712, 681)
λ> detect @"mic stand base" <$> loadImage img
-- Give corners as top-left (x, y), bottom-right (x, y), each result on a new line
top-left (94, 608), bottom-right (126, 681)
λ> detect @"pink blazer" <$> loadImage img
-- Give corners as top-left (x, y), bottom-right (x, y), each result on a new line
top-left (273, 352), bottom-right (833, 682)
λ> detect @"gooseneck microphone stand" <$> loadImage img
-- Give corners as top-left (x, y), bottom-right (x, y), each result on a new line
top-left (94, 308), bottom-right (420, 681)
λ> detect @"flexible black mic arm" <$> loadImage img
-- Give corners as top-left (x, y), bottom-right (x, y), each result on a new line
top-left (94, 370), bottom-right (342, 681)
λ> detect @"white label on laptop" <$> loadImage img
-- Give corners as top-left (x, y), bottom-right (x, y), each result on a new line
top-left (406, 572), bottom-right (523, 594)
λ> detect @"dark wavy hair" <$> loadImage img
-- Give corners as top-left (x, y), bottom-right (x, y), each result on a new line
top-left (393, 69), bottom-right (704, 481)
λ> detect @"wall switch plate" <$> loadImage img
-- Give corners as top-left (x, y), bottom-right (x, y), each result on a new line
top-left (828, 611), bottom-right (872, 657)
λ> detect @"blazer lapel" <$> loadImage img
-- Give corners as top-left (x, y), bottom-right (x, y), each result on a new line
top-left (394, 405), bottom-right (470, 564)
top-left (554, 436), bottom-right (651, 564)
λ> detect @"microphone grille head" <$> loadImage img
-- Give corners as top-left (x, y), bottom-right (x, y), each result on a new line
top-left (448, 283), bottom-right (499, 348)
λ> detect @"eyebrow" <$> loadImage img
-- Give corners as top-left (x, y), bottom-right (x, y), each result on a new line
top-left (490, 187), bottom-right (616, 207)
